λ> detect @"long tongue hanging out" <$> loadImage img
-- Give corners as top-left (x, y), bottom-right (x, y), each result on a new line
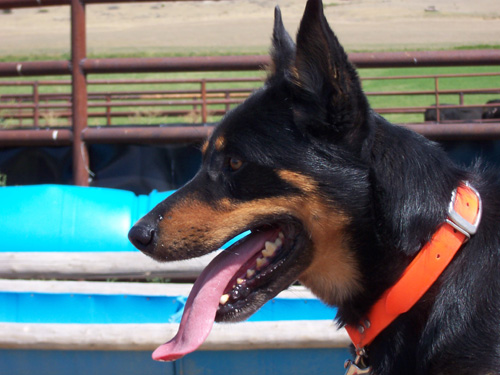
top-left (152, 230), bottom-right (275, 362)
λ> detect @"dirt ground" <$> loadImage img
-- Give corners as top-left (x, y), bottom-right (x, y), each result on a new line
top-left (0, 0), bottom-right (499, 56)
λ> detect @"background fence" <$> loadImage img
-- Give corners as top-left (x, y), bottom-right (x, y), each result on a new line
top-left (0, 0), bottom-right (499, 186)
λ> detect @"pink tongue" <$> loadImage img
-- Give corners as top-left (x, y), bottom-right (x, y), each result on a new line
top-left (152, 230), bottom-right (274, 361)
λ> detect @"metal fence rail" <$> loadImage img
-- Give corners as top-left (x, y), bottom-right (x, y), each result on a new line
top-left (1, 74), bottom-right (499, 128)
top-left (2, 51), bottom-right (500, 77)
top-left (0, 0), bottom-right (499, 186)
top-left (0, 77), bottom-right (262, 127)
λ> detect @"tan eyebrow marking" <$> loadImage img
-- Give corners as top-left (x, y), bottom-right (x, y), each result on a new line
top-left (201, 140), bottom-right (209, 155)
top-left (214, 136), bottom-right (226, 151)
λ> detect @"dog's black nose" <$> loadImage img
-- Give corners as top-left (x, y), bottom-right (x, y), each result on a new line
top-left (128, 223), bottom-right (155, 254)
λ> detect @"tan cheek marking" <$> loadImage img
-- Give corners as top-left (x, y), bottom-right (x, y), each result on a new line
top-left (290, 196), bottom-right (362, 305)
top-left (279, 169), bottom-right (363, 305)
top-left (156, 196), bottom-right (291, 250)
top-left (157, 198), bottom-right (222, 250)
top-left (157, 185), bottom-right (362, 305)
top-left (278, 170), bottom-right (318, 194)
top-left (225, 193), bottom-right (362, 306)
top-left (298, 230), bottom-right (363, 306)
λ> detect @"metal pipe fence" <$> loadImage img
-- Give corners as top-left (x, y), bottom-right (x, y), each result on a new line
top-left (0, 77), bottom-right (261, 127)
top-left (0, 0), bottom-right (499, 185)
top-left (1, 74), bottom-right (499, 127)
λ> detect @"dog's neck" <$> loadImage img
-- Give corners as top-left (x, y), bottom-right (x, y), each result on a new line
top-left (344, 182), bottom-right (481, 371)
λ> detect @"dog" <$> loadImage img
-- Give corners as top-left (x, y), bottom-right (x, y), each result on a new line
top-left (483, 99), bottom-right (500, 120)
top-left (129, 1), bottom-right (500, 373)
top-left (424, 104), bottom-right (483, 122)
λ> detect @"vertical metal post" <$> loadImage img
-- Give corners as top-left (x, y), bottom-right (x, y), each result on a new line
top-left (224, 91), bottom-right (230, 112)
top-left (106, 95), bottom-right (111, 125)
top-left (434, 77), bottom-right (440, 123)
top-left (71, 0), bottom-right (89, 186)
top-left (33, 81), bottom-right (39, 128)
top-left (201, 79), bottom-right (207, 124)
top-left (16, 98), bottom-right (22, 127)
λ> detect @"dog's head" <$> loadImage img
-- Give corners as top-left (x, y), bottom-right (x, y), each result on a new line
top-left (129, 0), bottom-right (373, 361)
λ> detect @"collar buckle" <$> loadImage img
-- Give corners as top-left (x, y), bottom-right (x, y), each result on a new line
top-left (446, 181), bottom-right (482, 241)
top-left (344, 352), bottom-right (371, 375)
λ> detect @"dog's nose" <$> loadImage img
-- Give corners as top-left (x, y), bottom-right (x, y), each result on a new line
top-left (128, 223), bottom-right (156, 254)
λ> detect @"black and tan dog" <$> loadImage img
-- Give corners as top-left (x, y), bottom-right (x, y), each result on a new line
top-left (129, 1), bottom-right (500, 373)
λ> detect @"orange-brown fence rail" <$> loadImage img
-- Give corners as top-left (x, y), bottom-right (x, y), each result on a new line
top-left (1, 74), bottom-right (499, 129)
top-left (0, 0), bottom-right (499, 185)
top-left (0, 77), bottom-right (263, 128)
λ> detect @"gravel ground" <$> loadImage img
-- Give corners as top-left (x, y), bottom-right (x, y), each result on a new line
top-left (0, 0), bottom-right (499, 56)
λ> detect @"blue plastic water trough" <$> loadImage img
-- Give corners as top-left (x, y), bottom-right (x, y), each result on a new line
top-left (0, 184), bottom-right (173, 253)
top-left (0, 185), bottom-right (350, 375)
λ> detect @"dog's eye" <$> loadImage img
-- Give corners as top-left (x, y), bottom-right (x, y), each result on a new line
top-left (229, 157), bottom-right (243, 171)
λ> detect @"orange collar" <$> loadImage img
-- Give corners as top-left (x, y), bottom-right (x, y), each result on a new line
top-left (345, 182), bottom-right (482, 353)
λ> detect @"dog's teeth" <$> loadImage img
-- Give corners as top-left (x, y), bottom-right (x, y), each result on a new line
top-left (219, 294), bottom-right (230, 305)
top-left (275, 237), bottom-right (283, 248)
top-left (262, 241), bottom-right (277, 257)
top-left (256, 257), bottom-right (267, 269)
top-left (236, 278), bottom-right (245, 285)
top-left (246, 269), bottom-right (256, 278)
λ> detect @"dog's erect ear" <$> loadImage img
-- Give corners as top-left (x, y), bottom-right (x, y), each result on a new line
top-left (269, 6), bottom-right (295, 79)
top-left (291, 0), bottom-right (370, 149)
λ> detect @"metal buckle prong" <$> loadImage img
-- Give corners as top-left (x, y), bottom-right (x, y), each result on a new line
top-left (344, 349), bottom-right (371, 375)
top-left (446, 182), bottom-right (482, 241)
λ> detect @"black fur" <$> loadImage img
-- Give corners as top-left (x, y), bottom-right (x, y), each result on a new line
top-left (129, 1), bottom-right (500, 373)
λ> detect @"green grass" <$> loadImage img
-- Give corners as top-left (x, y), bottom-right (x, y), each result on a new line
top-left (0, 49), bottom-right (268, 64)
top-left (1, 65), bottom-right (499, 128)
top-left (360, 66), bottom-right (500, 123)
top-left (1, 44), bottom-right (500, 63)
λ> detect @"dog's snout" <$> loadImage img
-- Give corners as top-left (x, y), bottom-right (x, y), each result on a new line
top-left (128, 223), bottom-right (156, 253)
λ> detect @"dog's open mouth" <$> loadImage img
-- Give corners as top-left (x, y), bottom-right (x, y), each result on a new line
top-left (152, 220), bottom-right (310, 362)
top-left (216, 229), bottom-right (287, 319)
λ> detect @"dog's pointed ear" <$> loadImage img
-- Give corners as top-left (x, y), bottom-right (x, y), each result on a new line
top-left (268, 6), bottom-right (295, 79)
top-left (290, 0), bottom-right (370, 150)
